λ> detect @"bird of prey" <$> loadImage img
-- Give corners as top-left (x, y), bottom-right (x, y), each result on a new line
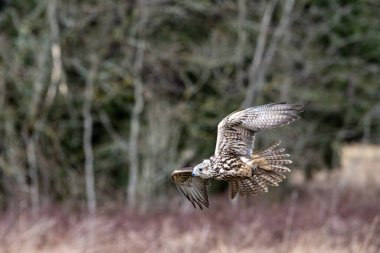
top-left (171, 102), bottom-right (303, 209)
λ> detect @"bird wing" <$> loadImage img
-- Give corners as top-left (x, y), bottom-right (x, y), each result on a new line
top-left (215, 102), bottom-right (303, 157)
top-left (229, 141), bottom-right (292, 199)
top-left (171, 167), bottom-right (210, 209)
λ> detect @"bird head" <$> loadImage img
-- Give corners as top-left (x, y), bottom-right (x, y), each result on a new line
top-left (192, 159), bottom-right (212, 179)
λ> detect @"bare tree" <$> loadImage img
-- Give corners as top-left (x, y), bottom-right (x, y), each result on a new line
top-left (82, 57), bottom-right (98, 215)
top-left (127, 74), bottom-right (144, 209)
top-left (242, 0), bottom-right (295, 107)
top-left (127, 0), bottom-right (148, 209)
top-left (139, 101), bottom-right (183, 211)
top-left (0, 0), bottom-right (379, 211)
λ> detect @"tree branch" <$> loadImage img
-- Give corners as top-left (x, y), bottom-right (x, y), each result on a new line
top-left (242, 0), bottom-right (277, 107)
top-left (242, 0), bottom-right (294, 107)
top-left (99, 109), bottom-right (129, 151)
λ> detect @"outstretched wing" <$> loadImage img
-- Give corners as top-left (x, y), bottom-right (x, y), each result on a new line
top-left (171, 167), bottom-right (210, 209)
top-left (215, 102), bottom-right (303, 157)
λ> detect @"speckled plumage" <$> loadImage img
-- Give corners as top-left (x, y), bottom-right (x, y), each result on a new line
top-left (171, 102), bottom-right (303, 209)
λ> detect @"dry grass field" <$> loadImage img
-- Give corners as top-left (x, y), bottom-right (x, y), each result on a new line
top-left (0, 144), bottom-right (379, 253)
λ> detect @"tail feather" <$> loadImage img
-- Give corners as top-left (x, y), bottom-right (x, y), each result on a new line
top-left (266, 171), bottom-right (286, 181)
top-left (240, 179), bottom-right (260, 196)
top-left (252, 175), bottom-right (268, 192)
top-left (253, 141), bottom-right (282, 155)
top-left (229, 141), bottom-right (292, 199)
top-left (263, 154), bottom-right (290, 160)
top-left (269, 165), bottom-right (291, 173)
top-left (260, 174), bottom-right (280, 186)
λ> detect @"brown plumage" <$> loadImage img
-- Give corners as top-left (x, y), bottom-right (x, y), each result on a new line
top-left (171, 102), bottom-right (303, 209)
top-left (228, 141), bottom-right (291, 199)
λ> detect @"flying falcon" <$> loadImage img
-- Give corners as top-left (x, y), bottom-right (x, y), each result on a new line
top-left (171, 102), bottom-right (303, 209)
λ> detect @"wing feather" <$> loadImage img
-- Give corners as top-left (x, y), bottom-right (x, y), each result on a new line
top-left (229, 141), bottom-right (293, 199)
top-left (215, 102), bottom-right (303, 157)
top-left (229, 181), bottom-right (238, 199)
top-left (171, 167), bottom-right (210, 209)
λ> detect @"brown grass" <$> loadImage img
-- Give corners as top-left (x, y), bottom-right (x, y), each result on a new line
top-left (0, 144), bottom-right (379, 253)
top-left (1, 186), bottom-right (378, 253)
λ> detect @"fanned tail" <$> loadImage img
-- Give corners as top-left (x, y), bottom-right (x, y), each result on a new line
top-left (229, 141), bottom-right (292, 199)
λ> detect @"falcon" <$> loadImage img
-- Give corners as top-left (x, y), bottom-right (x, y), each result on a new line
top-left (171, 102), bottom-right (303, 209)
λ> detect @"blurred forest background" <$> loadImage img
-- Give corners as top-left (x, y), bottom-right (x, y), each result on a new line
top-left (0, 0), bottom-right (379, 252)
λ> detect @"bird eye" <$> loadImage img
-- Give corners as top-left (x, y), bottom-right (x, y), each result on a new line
top-left (199, 168), bottom-right (203, 172)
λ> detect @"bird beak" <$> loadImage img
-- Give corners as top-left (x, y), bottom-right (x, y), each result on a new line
top-left (192, 172), bottom-right (195, 177)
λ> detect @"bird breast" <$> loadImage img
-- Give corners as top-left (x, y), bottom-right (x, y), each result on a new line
top-left (211, 155), bottom-right (252, 180)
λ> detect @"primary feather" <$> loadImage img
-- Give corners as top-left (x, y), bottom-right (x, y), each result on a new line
top-left (171, 167), bottom-right (210, 209)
